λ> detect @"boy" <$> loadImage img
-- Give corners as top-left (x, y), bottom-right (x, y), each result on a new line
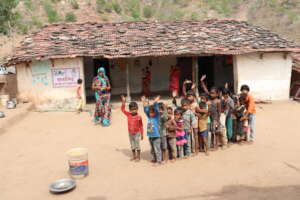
top-left (76, 78), bottom-right (83, 113)
top-left (236, 94), bottom-right (249, 143)
top-left (142, 96), bottom-right (162, 165)
top-left (166, 107), bottom-right (178, 161)
top-left (186, 90), bottom-right (200, 154)
top-left (181, 98), bottom-right (197, 157)
top-left (197, 101), bottom-right (209, 155)
top-left (240, 85), bottom-right (256, 143)
top-left (121, 96), bottom-right (144, 161)
top-left (158, 102), bottom-right (169, 162)
top-left (222, 89), bottom-right (235, 143)
top-left (208, 87), bottom-right (222, 150)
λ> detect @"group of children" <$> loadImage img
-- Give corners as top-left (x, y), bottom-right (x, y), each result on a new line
top-left (121, 78), bottom-right (256, 164)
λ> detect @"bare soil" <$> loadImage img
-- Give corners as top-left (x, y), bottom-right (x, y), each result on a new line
top-left (0, 101), bottom-right (300, 200)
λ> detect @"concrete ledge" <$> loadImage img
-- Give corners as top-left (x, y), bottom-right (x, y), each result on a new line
top-left (0, 102), bottom-right (34, 134)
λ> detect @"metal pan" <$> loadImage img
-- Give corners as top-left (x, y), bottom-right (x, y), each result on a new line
top-left (49, 178), bottom-right (76, 194)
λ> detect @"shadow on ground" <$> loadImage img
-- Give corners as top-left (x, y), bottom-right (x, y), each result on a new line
top-left (155, 185), bottom-right (300, 200)
top-left (115, 148), bottom-right (152, 161)
top-left (86, 197), bottom-right (107, 200)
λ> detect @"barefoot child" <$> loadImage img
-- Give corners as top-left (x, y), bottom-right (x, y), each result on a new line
top-left (158, 102), bottom-right (169, 162)
top-left (236, 94), bottom-right (249, 143)
top-left (174, 108), bottom-right (186, 159)
top-left (76, 78), bottom-right (83, 113)
top-left (166, 107), bottom-right (178, 161)
top-left (240, 85), bottom-right (256, 143)
top-left (222, 89), bottom-right (235, 143)
top-left (197, 101), bottom-right (209, 155)
top-left (121, 96), bottom-right (144, 161)
top-left (142, 96), bottom-right (162, 164)
top-left (181, 98), bottom-right (197, 157)
top-left (208, 87), bottom-right (222, 150)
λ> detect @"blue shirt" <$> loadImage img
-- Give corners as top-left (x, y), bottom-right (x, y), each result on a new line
top-left (144, 103), bottom-right (160, 138)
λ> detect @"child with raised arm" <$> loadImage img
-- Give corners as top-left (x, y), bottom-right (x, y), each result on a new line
top-left (197, 101), bottom-right (209, 155)
top-left (121, 96), bottom-right (144, 162)
top-left (142, 96), bottom-right (163, 165)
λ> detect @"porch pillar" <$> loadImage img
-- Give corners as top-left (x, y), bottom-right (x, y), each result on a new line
top-left (192, 57), bottom-right (199, 97)
top-left (126, 59), bottom-right (131, 102)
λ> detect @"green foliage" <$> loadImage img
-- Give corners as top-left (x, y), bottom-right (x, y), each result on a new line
top-left (70, 0), bottom-right (79, 9)
top-left (173, 0), bottom-right (190, 7)
top-left (30, 15), bottom-right (43, 28)
top-left (143, 5), bottom-right (154, 18)
top-left (190, 11), bottom-right (199, 20)
top-left (43, 0), bottom-right (61, 23)
top-left (124, 0), bottom-right (141, 20)
top-left (287, 11), bottom-right (298, 24)
top-left (24, 0), bottom-right (33, 11)
top-left (96, 0), bottom-right (106, 13)
top-left (112, 2), bottom-right (122, 14)
top-left (0, 0), bottom-right (20, 35)
top-left (204, 0), bottom-right (244, 17)
top-left (65, 12), bottom-right (77, 22)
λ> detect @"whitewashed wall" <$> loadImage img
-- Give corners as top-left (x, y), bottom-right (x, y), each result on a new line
top-left (235, 53), bottom-right (292, 100)
top-left (110, 56), bottom-right (177, 95)
top-left (16, 57), bottom-right (85, 108)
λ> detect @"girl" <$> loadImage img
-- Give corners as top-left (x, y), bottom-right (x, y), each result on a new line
top-left (174, 108), bottom-right (186, 159)
top-left (169, 65), bottom-right (180, 98)
top-left (208, 87), bottom-right (221, 150)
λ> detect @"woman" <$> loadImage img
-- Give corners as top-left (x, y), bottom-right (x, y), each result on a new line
top-left (169, 65), bottom-right (180, 98)
top-left (92, 67), bottom-right (111, 126)
top-left (142, 67), bottom-right (151, 97)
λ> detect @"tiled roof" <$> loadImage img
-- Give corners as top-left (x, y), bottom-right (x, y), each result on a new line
top-left (5, 19), bottom-right (300, 65)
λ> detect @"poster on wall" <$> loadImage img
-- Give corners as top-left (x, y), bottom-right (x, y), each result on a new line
top-left (52, 68), bottom-right (80, 88)
top-left (31, 60), bottom-right (51, 86)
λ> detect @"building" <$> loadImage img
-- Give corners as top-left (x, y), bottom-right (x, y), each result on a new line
top-left (4, 19), bottom-right (300, 110)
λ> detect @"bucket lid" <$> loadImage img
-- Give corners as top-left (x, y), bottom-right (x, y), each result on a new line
top-left (66, 148), bottom-right (88, 157)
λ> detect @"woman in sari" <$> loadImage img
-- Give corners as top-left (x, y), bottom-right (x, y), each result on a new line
top-left (142, 67), bottom-right (151, 97)
top-left (92, 67), bottom-right (111, 126)
top-left (169, 65), bottom-right (180, 98)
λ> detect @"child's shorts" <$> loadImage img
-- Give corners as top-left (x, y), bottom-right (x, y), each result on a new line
top-left (199, 130), bottom-right (208, 137)
top-left (76, 99), bottom-right (83, 110)
top-left (129, 133), bottom-right (141, 150)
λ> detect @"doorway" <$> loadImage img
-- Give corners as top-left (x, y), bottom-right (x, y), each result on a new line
top-left (198, 55), bottom-right (234, 92)
top-left (177, 57), bottom-right (193, 93)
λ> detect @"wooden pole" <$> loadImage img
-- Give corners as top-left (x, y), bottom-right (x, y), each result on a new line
top-left (126, 59), bottom-right (131, 102)
top-left (193, 57), bottom-right (199, 97)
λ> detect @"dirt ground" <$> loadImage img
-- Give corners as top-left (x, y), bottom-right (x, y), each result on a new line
top-left (1, 101), bottom-right (300, 200)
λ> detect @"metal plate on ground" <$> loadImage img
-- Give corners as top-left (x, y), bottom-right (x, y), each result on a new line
top-left (49, 178), bottom-right (76, 193)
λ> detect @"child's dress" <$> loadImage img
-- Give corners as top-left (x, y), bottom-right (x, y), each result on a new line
top-left (175, 119), bottom-right (187, 145)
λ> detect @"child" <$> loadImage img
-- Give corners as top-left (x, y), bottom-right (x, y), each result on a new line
top-left (236, 94), bottom-right (249, 143)
top-left (142, 96), bottom-right (162, 165)
top-left (197, 101), bottom-right (209, 155)
top-left (181, 98), bottom-right (197, 157)
top-left (174, 108), bottom-right (186, 159)
top-left (76, 78), bottom-right (83, 113)
top-left (166, 107), bottom-right (178, 161)
top-left (158, 102), bottom-right (169, 162)
top-left (222, 89), bottom-right (235, 143)
top-left (240, 84), bottom-right (256, 143)
top-left (121, 96), bottom-right (144, 161)
top-left (186, 90), bottom-right (200, 154)
top-left (208, 87), bottom-right (222, 150)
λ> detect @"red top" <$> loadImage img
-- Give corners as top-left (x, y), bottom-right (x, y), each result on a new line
top-left (121, 103), bottom-right (144, 136)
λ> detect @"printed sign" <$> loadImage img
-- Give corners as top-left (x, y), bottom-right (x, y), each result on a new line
top-left (52, 68), bottom-right (80, 88)
top-left (31, 60), bottom-right (51, 86)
